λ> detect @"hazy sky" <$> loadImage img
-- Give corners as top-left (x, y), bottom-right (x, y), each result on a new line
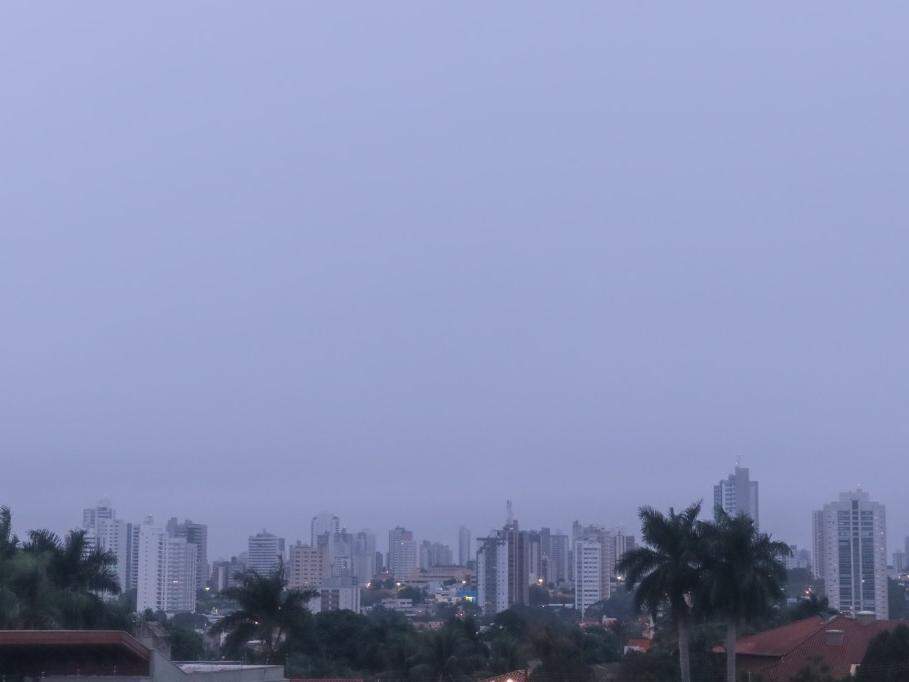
top-left (2, 3), bottom-right (908, 559)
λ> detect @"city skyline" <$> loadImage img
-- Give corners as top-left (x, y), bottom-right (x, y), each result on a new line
top-left (4, 3), bottom-right (909, 574)
top-left (19, 469), bottom-right (907, 563)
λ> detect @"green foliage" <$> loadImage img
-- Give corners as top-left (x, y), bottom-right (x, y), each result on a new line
top-left (209, 561), bottom-right (317, 663)
top-left (169, 626), bottom-right (207, 661)
top-left (857, 624), bottom-right (909, 682)
top-left (789, 656), bottom-right (840, 682)
top-left (0, 506), bottom-right (124, 629)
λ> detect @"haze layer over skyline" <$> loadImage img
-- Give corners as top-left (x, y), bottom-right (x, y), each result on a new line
top-left (2, 3), bottom-right (908, 558)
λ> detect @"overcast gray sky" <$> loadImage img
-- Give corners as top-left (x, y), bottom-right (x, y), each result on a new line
top-left (2, 3), bottom-right (908, 559)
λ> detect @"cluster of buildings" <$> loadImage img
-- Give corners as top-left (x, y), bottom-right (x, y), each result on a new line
top-left (82, 501), bottom-right (207, 614)
top-left (79, 465), bottom-right (901, 623)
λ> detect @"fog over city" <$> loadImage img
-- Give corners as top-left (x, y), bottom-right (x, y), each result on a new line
top-left (2, 3), bottom-right (908, 560)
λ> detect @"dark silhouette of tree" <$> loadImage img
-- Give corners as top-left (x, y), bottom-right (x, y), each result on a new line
top-left (857, 624), bottom-right (909, 682)
top-left (618, 502), bottom-right (703, 682)
top-left (699, 509), bottom-right (789, 682)
top-left (210, 561), bottom-right (315, 663)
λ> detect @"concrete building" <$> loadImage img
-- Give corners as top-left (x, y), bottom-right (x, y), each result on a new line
top-left (476, 533), bottom-right (509, 615)
top-left (419, 540), bottom-right (453, 570)
top-left (574, 540), bottom-right (602, 616)
top-left (210, 556), bottom-right (246, 592)
top-left (548, 532), bottom-right (571, 585)
top-left (388, 526), bottom-right (417, 578)
top-left (311, 512), bottom-right (340, 545)
top-left (458, 526), bottom-right (471, 566)
top-left (165, 518), bottom-right (209, 590)
top-left (288, 542), bottom-right (323, 589)
top-left (812, 490), bottom-right (888, 618)
top-left (136, 519), bottom-right (197, 614)
top-left (313, 576), bottom-right (361, 614)
top-left (247, 530), bottom-right (285, 575)
top-left (353, 530), bottom-right (377, 585)
top-left (714, 465), bottom-right (760, 527)
top-left (82, 501), bottom-right (140, 593)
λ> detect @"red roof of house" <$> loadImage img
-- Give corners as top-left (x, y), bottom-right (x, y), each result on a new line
top-left (716, 616), bottom-right (903, 681)
top-left (0, 630), bottom-right (150, 676)
top-left (625, 638), bottom-right (653, 652)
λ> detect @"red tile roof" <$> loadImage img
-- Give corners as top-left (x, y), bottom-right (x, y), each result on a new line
top-left (716, 616), bottom-right (903, 681)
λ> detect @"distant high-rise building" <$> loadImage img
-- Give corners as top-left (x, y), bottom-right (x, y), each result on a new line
top-left (387, 527), bottom-right (417, 578)
top-left (81, 501), bottom-right (138, 593)
top-left (210, 556), bottom-right (246, 592)
top-left (714, 465), bottom-right (759, 526)
top-left (166, 518), bottom-right (209, 590)
top-left (247, 530), bottom-right (285, 575)
top-left (476, 533), bottom-right (509, 615)
top-left (311, 512), bottom-right (340, 546)
top-left (458, 526), bottom-right (471, 566)
top-left (288, 542), bottom-right (323, 589)
top-left (574, 540), bottom-right (602, 616)
top-left (82, 499), bottom-right (115, 531)
top-left (812, 490), bottom-right (887, 619)
top-left (548, 533), bottom-right (571, 585)
top-left (353, 530), bottom-right (377, 585)
top-left (893, 552), bottom-right (907, 574)
top-left (419, 540), bottom-right (454, 569)
top-left (136, 519), bottom-right (197, 614)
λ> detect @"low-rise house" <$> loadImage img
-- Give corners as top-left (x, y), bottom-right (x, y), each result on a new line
top-left (713, 614), bottom-right (902, 680)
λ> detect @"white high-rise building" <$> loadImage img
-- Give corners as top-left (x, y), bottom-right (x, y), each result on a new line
top-left (81, 501), bottom-right (139, 593)
top-left (458, 526), bottom-right (471, 566)
top-left (136, 519), bottom-right (197, 614)
top-left (387, 527), bottom-right (417, 578)
top-left (574, 540), bottom-right (602, 616)
top-left (476, 534), bottom-right (509, 615)
top-left (812, 490), bottom-right (888, 619)
top-left (247, 530), bottom-right (286, 575)
top-left (714, 465), bottom-right (759, 527)
top-left (311, 512), bottom-right (340, 546)
top-left (166, 518), bottom-right (209, 590)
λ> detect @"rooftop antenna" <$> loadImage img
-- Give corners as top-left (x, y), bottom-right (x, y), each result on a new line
top-left (506, 499), bottom-right (514, 525)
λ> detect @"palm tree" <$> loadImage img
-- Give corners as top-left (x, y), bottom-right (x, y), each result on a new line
top-left (210, 561), bottom-right (316, 663)
top-left (617, 502), bottom-right (703, 682)
top-left (700, 509), bottom-right (790, 682)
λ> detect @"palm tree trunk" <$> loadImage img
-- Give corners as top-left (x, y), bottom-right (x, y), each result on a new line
top-left (677, 617), bottom-right (691, 682)
top-left (725, 618), bottom-right (737, 682)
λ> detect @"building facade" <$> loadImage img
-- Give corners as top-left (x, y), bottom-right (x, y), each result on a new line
top-left (574, 540), bottom-right (602, 616)
top-left (136, 519), bottom-right (197, 614)
top-left (387, 527), bottom-right (417, 578)
top-left (476, 534), bottom-right (509, 615)
top-left (247, 530), bottom-right (285, 575)
top-left (165, 518), bottom-right (209, 590)
top-left (288, 542), bottom-right (323, 589)
top-left (812, 490), bottom-right (888, 618)
top-left (458, 526), bottom-right (471, 566)
top-left (714, 465), bottom-right (759, 526)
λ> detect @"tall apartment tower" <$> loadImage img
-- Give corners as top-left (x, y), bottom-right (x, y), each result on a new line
top-left (548, 533), bottom-right (571, 585)
top-left (574, 540), bottom-right (603, 616)
top-left (311, 512), bottom-right (340, 546)
top-left (714, 465), bottom-right (759, 526)
top-left (812, 490), bottom-right (888, 619)
top-left (82, 501), bottom-right (139, 593)
top-left (387, 527), bottom-right (417, 578)
top-left (136, 519), bottom-right (197, 614)
top-left (458, 526), bottom-right (472, 566)
top-left (247, 530), bottom-right (286, 575)
top-left (353, 530), bottom-right (377, 585)
top-left (476, 533), bottom-right (509, 615)
top-left (166, 518), bottom-right (209, 590)
top-left (288, 541), bottom-right (323, 589)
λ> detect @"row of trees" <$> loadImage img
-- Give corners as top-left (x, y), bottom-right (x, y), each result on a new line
top-left (0, 506), bottom-right (132, 629)
top-left (618, 502), bottom-right (790, 682)
top-left (209, 564), bottom-right (621, 678)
